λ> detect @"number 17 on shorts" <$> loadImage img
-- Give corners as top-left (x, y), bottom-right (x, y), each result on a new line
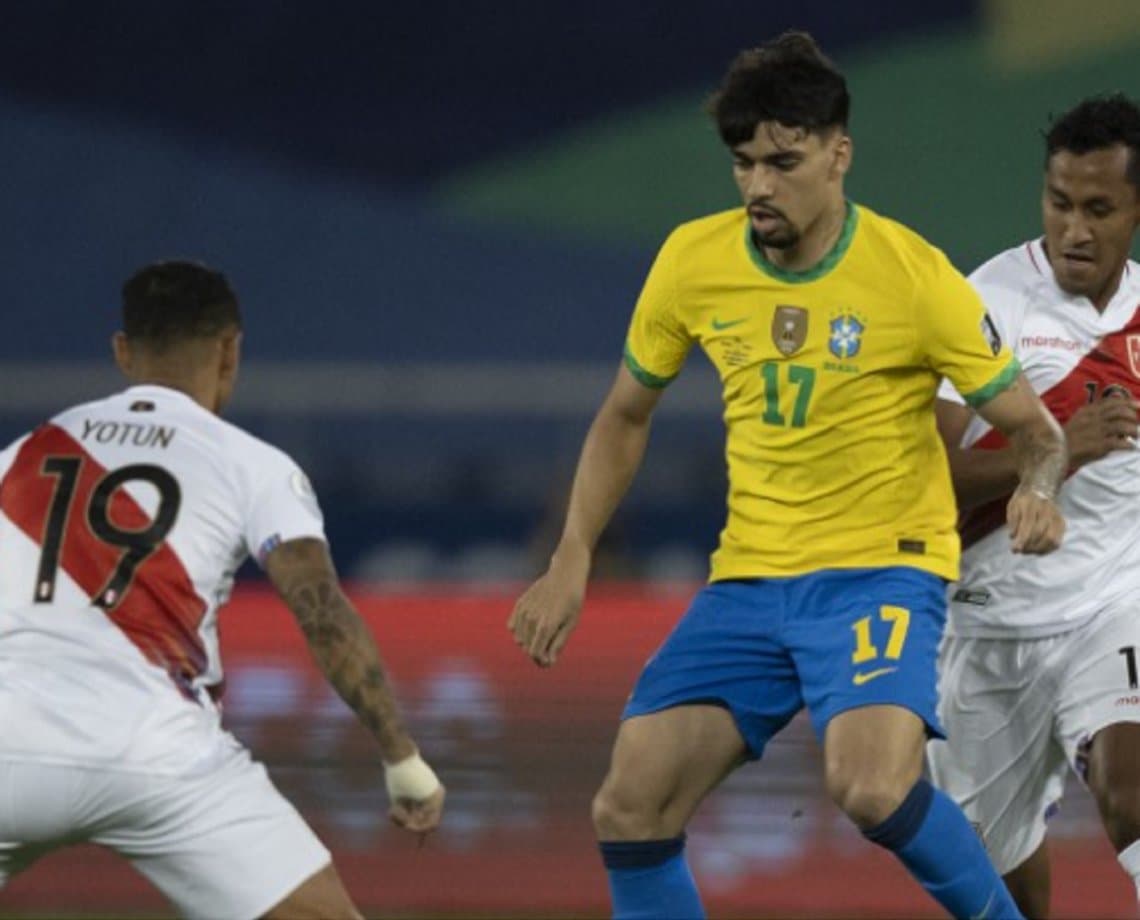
top-left (851, 605), bottom-right (911, 685)
top-left (788, 567), bottom-right (947, 739)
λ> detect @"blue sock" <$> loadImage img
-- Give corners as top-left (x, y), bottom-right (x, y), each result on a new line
top-left (599, 835), bottom-right (705, 919)
top-left (864, 779), bottom-right (1023, 919)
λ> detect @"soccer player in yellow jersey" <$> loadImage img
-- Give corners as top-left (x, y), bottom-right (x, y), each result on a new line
top-left (510, 32), bottom-right (1066, 919)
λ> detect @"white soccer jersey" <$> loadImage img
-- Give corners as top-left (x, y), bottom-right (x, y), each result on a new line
top-left (0, 384), bottom-right (325, 773)
top-left (941, 239), bottom-right (1140, 637)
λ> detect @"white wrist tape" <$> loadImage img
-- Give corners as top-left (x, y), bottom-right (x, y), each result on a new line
top-left (384, 753), bottom-right (441, 801)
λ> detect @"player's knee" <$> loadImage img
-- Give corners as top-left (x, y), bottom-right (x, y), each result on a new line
top-left (825, 762), bottom-right (911, 829)
top-left (591, 779), bottom-right (669, 841)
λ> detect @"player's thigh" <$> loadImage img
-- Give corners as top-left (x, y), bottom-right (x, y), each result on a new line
top-left (95, 743), bottom-right (335, 920)
top-left (0, 760), bottom-right (87, 887)
top-left (263, 862), bottom-right (360, 920)
top-left (1056, 606), bottom-right (1140, 788)
top-left (928, 633), bottom-right (1065, 875)
top-left (1086, 722), bottom-right (1140, 803)
top-left (824, 704), bottom-right (926, 798)
top-left (622, 579), bottom-right (803, 762)
top-left (598, 703), bottom-right (748, 830)
top-left (1002, 840), bottom-right (1052, 920)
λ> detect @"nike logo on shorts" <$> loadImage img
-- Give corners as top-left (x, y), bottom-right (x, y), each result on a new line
top-left (852, 666), bottom-right (898, 686)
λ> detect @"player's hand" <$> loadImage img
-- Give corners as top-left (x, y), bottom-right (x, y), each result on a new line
top-left (508, 548), bottom-right (589, 668)
top-left (389, 783), bottom-right (446, 841)
top-left (385, 751), bottom-right (445, 843)
top-left (1006, 486), bottom-right (1065, 554)
top-left (1064, 393), bottom-right (1139, 468)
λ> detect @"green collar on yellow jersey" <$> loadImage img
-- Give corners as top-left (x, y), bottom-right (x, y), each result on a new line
top-left (745, 200), bottom-right (858, 284)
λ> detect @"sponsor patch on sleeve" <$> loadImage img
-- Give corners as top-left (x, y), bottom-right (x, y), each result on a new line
top-left (257, 533), bottom-right (282, 566)
top-left (981, 313), bottom-right (1002, 356)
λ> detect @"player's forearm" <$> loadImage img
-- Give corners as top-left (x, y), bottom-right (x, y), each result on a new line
top-left (555, 403), bottom-right (650, 568)
top-left (965, 376), bottom-right (1067, 510)
top-left (267, 539), bottom-right (417, 762)
top-left (286, 579), bottom-right (416, 764)
top-left (945, 446), bottom-right (1023, 510)
top-left (1010, 414), bottom-right (1067, 501)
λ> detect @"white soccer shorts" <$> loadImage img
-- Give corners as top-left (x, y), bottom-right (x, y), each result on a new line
top-left (0, 739), bottom-right (331, 919)
top-left (928, 604), bottom-right (1140, 875)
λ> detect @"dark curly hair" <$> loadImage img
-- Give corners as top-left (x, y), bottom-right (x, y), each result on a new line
top-left (122, 261), bottom-right (241, 349)
top-left (1045, 93), bottom-right (1140, 191)
top-left (708, 31), bottom-right (849, 147)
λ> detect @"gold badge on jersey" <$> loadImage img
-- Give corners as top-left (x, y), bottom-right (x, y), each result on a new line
top-left (772, 306), bottom-right (808, 356)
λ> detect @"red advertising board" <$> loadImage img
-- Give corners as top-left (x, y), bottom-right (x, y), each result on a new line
top-left (1, 585), bottom-right (1133, 918)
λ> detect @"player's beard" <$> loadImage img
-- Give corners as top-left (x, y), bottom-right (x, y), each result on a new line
top-left (754, 225), bottom-right (800, 249)
top-left (747, 221), bottom-right (802, 249)
top-left (748, 205), bottom-right (799, 250)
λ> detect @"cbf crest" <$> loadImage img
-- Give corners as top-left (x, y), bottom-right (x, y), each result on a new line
top-left (829, 311), bottom-right (866, 359)
top-left (771, 306), bottom-right (808, 356)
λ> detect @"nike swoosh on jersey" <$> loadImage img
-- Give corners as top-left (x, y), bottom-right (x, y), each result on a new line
top-left (711, 317), bottom-right (748, 331)
top-left (852, 666), bottom-right (898, 686)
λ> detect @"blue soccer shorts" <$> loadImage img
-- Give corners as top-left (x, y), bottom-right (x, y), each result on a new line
top-left (622, 566), bottom-right (947, 758)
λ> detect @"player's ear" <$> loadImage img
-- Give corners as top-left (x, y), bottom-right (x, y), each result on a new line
top-left (829, 133), bottom-right (852, 181)
top-left (219, 330), bottom-right (241, 376)
top-left (112, 332), bottom-right (132, 377)
top-left (212, 330), bottom-right (242, 414)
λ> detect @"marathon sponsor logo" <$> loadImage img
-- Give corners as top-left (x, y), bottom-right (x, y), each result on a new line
top-left (81, 419), bottom-right (176, 449)
top-left (1020, 334), bottom-right (1087, 352)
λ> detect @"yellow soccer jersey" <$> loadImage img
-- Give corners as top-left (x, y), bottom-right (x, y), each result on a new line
top-left (624, 202), bottom-right (1018, 581)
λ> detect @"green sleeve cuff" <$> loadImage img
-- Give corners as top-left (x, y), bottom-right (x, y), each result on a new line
top-left (623, 342), bottom-right (678, 389)
top-left (963, 355), bottom-right (1022, 408)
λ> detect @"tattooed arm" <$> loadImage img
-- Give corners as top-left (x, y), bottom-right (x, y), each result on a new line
top-left (265, 537), bottom-right (444, 831)
top-left (939, 387), bottom-right (1137, 511)
top-left (969, 373), bottom-right (1068, 554)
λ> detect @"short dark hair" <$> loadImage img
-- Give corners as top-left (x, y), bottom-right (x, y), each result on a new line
top-left (121, 261), bottom-right (241, 348)
top-left (1045, 93), bottom-right (1140, 191)
top-left (709, 31), bottom-right (849, 147)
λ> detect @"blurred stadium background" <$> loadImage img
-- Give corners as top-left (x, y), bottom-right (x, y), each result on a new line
top-left (2, 0), bottom-right (1139, 916)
